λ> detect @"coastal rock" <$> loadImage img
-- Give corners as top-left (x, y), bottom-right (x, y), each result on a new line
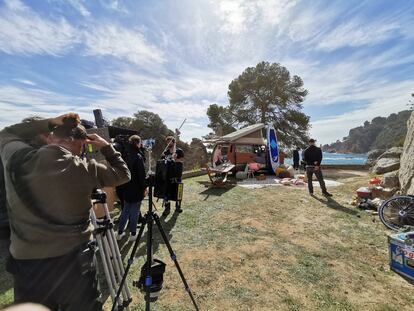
top-left (366, 149), bottom-right (385, 165)
top-left (372, 158), bottom-right (400, 174)
top-left (381, 170), bottom-right (400, 189)
top-left (399, 112), bottom-right (414, 194)
top-left (377, 147), bottom-right (403, 160)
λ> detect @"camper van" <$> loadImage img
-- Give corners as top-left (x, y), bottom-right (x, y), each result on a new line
top-left (210, 124), bottom-right (272, 172)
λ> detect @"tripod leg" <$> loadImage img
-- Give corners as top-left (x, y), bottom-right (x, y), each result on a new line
top-left (153, 214), bottom-right (199, 311)
top-left (103, 207), bottom-right (133, 307)
top-left (102, 230), bottom-right (125, 307)
top-left (111, 221), bottom-right (146, 311)
top-left (106, 229), bottom-right (131, 310)
top-left (91, 211), bottom-right (121, 309)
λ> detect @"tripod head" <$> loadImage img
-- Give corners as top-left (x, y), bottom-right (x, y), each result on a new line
top-left (91, 188), bottom-right (107, 204)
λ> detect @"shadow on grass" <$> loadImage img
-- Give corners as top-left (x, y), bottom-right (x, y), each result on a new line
top-left (311, 195), bottom-right (359, 216)
top-left (198, 182), bottom-right (236, 201)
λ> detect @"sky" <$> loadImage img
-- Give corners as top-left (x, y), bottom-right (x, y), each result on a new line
top-left (0, 0), bottom-right (413, 144)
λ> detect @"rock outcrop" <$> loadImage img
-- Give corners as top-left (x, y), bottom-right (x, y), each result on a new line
top-left (366, 149), bottom-right (385, 165)
top-left (381, 170), bottom-right (400, 189)
top-left (399, 111), bottom-right (414, 194)
top-left (372, 158), bottom-right (400, 174)
top-left (377, 147), bottom-right (403, 160)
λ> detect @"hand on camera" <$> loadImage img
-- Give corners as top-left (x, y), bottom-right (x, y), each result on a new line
top-left (86, 133), bottom-right (109, 149)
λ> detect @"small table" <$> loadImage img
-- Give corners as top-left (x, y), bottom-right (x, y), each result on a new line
top-left (202, 163), bottom-right (236, 187)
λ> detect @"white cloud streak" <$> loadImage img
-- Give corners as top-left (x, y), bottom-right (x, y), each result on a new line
top-left (83, 24), bottom-right (165, 67)
top-left (0, 0), bottom-right (78, 55)
top-left (67, 0), bottom-right (91, 17)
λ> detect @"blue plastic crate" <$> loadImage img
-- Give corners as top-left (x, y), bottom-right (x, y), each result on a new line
top-left (388, 232), bottom-right (414, 282)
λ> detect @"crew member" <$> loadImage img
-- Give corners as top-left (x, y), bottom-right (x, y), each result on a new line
top-left (117, 135), bottom-right (147, 242)
top-left (161, 136), bottom-right (184, 216)
top-left (0, 114), bottom-right (130, 311)
top-left (293, 147), bottom-right (300, 170)
top-left (303, 138), bottom-right (332, 197)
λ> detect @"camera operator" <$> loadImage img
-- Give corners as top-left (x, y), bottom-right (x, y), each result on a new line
top-left (0, 114), bottom-right (130, 311)
top-left (116, 135), bottom-right (147, 242)
top-left (161, 136), bottom-right (184, 216)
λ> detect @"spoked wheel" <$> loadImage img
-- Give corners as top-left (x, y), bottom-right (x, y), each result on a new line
top-left (379, 195), bottom-right (414, 230)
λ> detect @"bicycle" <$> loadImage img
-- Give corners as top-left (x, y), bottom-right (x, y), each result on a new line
top-left (379, 195), bottom-right (414, 230)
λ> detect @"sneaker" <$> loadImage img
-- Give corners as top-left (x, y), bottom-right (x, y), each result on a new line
top-left (175, 207), bottom-right (183, 213)
top-left (116, 232), bottom-right (126, 241)
top-left (322, 191), bottom-right (333, 197)
top-left (309, 191), bottom-right (314, 195)
top-left (129, 233), bottom-right (137, 242)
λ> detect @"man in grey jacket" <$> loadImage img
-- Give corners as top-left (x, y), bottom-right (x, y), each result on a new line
top-left (0, 113), bottom-right (130, 311)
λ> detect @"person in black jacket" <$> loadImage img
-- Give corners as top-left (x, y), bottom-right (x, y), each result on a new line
top-left (161, 136), bottom-right (184, 216)
top-left (303, 139), bottom-right (332, 197)
top-left (292, 147), bottom-right (300, 170)
top-left (117, 135), bottom-right (147, 242)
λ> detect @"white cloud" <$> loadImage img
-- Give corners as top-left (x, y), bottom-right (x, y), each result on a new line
top-left (316, 19), bottom-right (400, 51)
top-left (0, 0), bottom-right (78, 55)
top-left (13, 79), bottom-right (36, 86)
top-left (83, 24), bottom-right (165, 67)
top-left (0, 85), bottom-right (82, 128)
top-left (211, 0), bottom-right (297, 34)
top-left (67, 0), bottom-right (91, 17)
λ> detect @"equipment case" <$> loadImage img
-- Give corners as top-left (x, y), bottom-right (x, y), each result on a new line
top-left (388, 232), bottom-right (414, 282)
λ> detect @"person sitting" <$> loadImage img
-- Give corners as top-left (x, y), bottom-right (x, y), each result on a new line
top-left (212, 145), bottom-right (223, 167)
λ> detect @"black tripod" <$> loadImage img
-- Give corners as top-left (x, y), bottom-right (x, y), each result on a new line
top-left (111, 173), bottom-right (199, 311)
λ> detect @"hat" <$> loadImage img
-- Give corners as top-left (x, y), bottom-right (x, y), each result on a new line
top-left (308, 138), bottom-right (316, 143)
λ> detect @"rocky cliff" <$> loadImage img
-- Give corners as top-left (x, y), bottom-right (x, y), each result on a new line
top-left (399, 111), bottom-right (414, 194)
top-left (323, 110), bottom-right (411, 154)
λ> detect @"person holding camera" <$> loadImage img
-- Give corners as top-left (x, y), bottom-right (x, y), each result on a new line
top-left (0, 114), bottom-right (130, 311)
top-left (116, 135), bottom-right (147, 242)
top-left (161, 136), bottom-right (184, 216)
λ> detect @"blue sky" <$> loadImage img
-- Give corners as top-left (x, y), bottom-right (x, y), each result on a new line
top-left (0, 0), bottom-right (413, 144)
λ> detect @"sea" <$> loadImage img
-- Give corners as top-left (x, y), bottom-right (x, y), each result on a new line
top-left (285, 152), bottom-right (367, 165)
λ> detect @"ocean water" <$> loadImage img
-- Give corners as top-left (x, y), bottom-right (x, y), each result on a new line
top-left (285, 152), bottom-right (367, 165)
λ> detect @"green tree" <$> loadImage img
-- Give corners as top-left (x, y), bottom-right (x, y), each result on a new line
top-left (207, 61), bottom-right (310, 148)
top-left (112, 110), bottom-right (173, 158)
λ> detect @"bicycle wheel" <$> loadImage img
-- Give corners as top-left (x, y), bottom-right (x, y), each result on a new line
top-left (379, 195), bottom-right (414, 230)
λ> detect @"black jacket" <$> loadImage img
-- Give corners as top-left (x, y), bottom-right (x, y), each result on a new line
top-left (303, 145), bottom-right (323, 166)
top-left (293, 150), bottom-right (300, 163)
top-left (123, 144), bottom-right (146, 202)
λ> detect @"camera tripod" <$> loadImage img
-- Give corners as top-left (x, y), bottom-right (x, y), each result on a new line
top-left (111, 173), bottom-right (199, 311)
top-left (90, 190), bottom-right (132, 310)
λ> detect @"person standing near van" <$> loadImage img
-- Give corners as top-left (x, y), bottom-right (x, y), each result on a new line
top-left (292, 147), bottom-right (300, 170)
top-left (303, 139), bottom-right (332, 197)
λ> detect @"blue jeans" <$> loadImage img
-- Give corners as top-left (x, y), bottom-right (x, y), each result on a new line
top-left (118, 201), bottom-right (142, 234)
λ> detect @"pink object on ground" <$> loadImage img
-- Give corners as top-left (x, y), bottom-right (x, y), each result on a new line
top-left (248, 162), bottom-right (260, 171)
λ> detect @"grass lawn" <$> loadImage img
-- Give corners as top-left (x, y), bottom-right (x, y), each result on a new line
top-left (1, 170), bottom-right (413, 310)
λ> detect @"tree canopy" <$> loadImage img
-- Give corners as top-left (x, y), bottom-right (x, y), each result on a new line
top-left (112, 110), bottom-right (174, 158)
top-left (207, 61), bottom-right (310, 148)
